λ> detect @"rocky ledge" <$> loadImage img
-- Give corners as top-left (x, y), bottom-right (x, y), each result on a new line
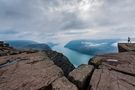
top-left (118, 43), bottom-right (135, 52)
top-left (0, 52), bottom-right (78, 90)
top-left (67, 43), bottom-right (135, 90)
top-left (1, 42), bottom-right (135, 90)
top-left (88, 52), bottom-right (135, 90)
top-left (0, 41), bottom-right (76, 90)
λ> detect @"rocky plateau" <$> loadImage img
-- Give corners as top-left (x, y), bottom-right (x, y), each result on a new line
top-left (0, 41), bottom-right (135, 90)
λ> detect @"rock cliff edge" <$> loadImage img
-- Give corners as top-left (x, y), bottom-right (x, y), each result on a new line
top-left (0, 42), bottom-right (135, 90)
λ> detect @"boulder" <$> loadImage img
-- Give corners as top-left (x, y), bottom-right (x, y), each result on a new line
top-left (52, 76), bottom-right (78, 90)
top-left (0, 52), bottom-right (64, 90)
top-left (88, 56), bottom-right (104, 68)
top-left (46, 51), bottom-right (75, 76)
top-left (88, 52), bottom-right (135, 90)
top-left (118, 43), bottom-right (135, 52)
top-left (68, 64), bottom-right (94, 90)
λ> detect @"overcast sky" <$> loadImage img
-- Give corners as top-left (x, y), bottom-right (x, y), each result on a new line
top-left (0, 0), bottom-right (135, 43)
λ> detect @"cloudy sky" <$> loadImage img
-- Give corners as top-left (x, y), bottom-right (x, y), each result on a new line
top-left (0, 0), bottom-right (135, 43)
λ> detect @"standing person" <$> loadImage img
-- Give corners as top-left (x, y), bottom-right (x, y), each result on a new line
top-left (128, 37), bottom-right (131, 43)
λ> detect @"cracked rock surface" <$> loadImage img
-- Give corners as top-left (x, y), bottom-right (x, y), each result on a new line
top-left (68, 64), bottom-right (94, 90)
top-left (0, 52), bottom-right (64, 90)
top-left (89, 52), bottom-right (135, 90)
top-left (1, 42), bottom-right (135, 90)
top-left (0, 41), bottom-right (78, 90)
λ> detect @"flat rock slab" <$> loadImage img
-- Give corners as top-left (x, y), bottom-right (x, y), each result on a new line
top-left (118, 43), bottom-right (135, 52)
top-left (0, 53), bottom-right (29, 67)
top-left (89, 52), bottom-right (135, 90)
top-left (91, 52), bottom-right (135, 75)
top-left (0, 52), bottom-right (63, 90)
top-left (52, 76), bottom-right (78, 90)
top-left (89, 68), bottom-right (135, 90)
top-left (68, 64), bottom-right (94, 90)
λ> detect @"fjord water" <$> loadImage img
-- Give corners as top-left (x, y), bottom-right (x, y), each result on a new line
top-left (52, 44), bottom-right (92, 67)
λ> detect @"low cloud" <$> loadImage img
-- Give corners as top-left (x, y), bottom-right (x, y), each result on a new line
top-left (0, 0), bottom-right (135, 43)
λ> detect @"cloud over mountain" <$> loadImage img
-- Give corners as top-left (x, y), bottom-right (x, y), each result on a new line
top-left (0, 0), bottom-right (135, 42)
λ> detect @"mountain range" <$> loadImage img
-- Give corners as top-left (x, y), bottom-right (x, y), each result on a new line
top-left (65, 39), bottom-right (119, 55)
top-left (5, 40), bottom-right (55, 51)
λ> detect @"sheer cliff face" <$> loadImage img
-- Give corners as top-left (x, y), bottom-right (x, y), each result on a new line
top-left (118, 43), bottom-right (135, 52)
top-left (45, 50), bottom-right (75, 76)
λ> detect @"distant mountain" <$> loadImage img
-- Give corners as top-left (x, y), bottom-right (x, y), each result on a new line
top-left (5, 40), bottom-right (38, 49)
top-left (65, 39), bottom-right (119, 55)
top-left (22, 44), bottom-right (51, 51)
top-left (5, 40), bottom-right (51, 51)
